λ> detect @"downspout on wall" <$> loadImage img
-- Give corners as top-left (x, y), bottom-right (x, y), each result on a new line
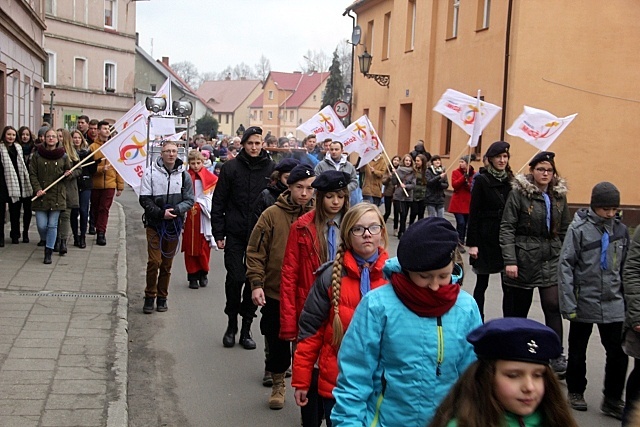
top-left (500, 0), bottom-right (514, 140)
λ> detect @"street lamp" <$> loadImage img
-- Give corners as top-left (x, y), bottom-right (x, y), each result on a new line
top-left (358, 49), bottom-right (390, 88)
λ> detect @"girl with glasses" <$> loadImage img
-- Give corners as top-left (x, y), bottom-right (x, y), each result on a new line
top-left (292, 203), bottom-right (389, 426)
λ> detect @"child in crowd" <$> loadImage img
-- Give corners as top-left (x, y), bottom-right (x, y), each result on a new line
top-left (331, 217), bottom-right (482, 426)
top-left (391, 154), bottom-right (415, 238)
top-left (425, 154), bottom-right (448, 218)
top-left (382, 155), bottom-right (400, 228)
top-left (429, 318), bottom-right (579, 427)
top-left (558, 181), bottom-right (629, 419)
top-left (182, 150), bottom-right (217, 289)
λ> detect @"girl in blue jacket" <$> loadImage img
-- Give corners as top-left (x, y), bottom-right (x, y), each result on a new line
top-left (331, 217), bottom-right (482, 426)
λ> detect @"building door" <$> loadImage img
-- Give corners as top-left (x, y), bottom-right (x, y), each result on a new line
top-left (398, 103), bottom-right (412, 155)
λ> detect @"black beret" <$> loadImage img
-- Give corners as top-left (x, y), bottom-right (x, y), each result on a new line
top-left (240, 126), bottom-right (262, 144)
top-left (311, 170), bottom-right (351, 192)
top-left (397, 217), bottom-right (458, 272)
top-left (286, 164), bottom-right (315, 185)
top-left (485, 141), bottom-right (510, 158)
top-left (590, 181), bottom-right (620, 208)
top-left (467, 318), bottom-right (562, 365)
top-left (529, 151), bottom-right (555, 167)
top-left (275, 158), bottom-right (300, 173)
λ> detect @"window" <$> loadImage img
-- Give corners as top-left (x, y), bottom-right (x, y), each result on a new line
top-left (268, 90), bottom-right (274, 100)
top-left (477, 0), bottom-right (490, 30)
top-left (104, 62), bottom-right (116, 92)
top-left (441, 118), bottom-right (453, 156)
top-left (379, 107), bottom-right (386, 142)
top-left (447, 0), bottom-right (460, 39)
top-left (259, 111), bottom-right (263, 121)
top-left (44, 51), bottom-right (56, 85)
top-left (74, 57), bottom-right (87, 89)
top-left (406, 0), bottom-right (417, 51)
top-left (268, 111), bottom-right (273, 120)
top-left (45, 0), bottom-right (55, 14)
top-left (289, 111), bottom-right (294, 122)
top-left (6, 75), bottom-right (19, 127)
top-left (366, 20), bottom-right (375, 52)
top-left (382, 13), bottom-right (391, 60)
top-left (225, 114), bottom-right (229, 124)
top-left (104, 0), bottom-right (116, 28)
top-left (150, 83), bottom-right (157, 92)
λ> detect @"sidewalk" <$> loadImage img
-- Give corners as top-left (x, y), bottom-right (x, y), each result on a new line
top-left (0, 203), bottom-right (128, 427)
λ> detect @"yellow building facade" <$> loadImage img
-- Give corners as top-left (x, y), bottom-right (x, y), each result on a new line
top-left (347, 0), bottom-right (640, 218)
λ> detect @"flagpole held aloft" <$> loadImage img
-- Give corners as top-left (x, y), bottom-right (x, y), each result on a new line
top-left (517, 149), bottom-right (542, 174)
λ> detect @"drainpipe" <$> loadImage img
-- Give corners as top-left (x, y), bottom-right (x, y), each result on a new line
top-left (500, 0), bottom-right (514, 140)
top-left (343, 9), bottom-right (357, 124)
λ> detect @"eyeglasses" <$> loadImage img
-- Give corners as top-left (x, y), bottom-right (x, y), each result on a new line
top-left (350, 224), bottom-right (383, 236)
top-left (534, 168), bottom-right (554, 174)
top-left (162, 149), bottom-right (178, 154)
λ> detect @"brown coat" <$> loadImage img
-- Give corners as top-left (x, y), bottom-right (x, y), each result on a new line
top-left (360, 156), bottom-right (387, 198)
top-left (89, 139), bottom-right (124, 191)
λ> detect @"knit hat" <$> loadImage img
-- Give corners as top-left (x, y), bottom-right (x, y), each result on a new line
top-left (467, 318), bottom-right (562, 365)
top-left (397, 217), bottom-right (458, 272)
top-left (590, 182), bottom-right (620, 208)
top-left (275, 158), bottom-right (300, 173)
top-left (485, 141), bottom-right (510, 158)
top-left (311, 170), bottom-right (351, 192)
top-left (37, 125), bottom-right (49, 137)
top-left (286, 164), bottom-right (315, 185)
top-left (529, 151), bottom-right (555, 168)
top-left (240, 126), bottom-right (262, 144)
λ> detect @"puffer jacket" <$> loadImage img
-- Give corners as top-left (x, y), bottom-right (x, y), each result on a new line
top-left (500, 174), bottom-right (571, 288)
top-left (89, 139), bottom-right (124, 191)
top-left (558, 208), bottom-right (629, 323)
top-left (448, 165), bottom-right (474, 214)
top-left (138, 157), bottom-right (194, 230)
top-left (623, 227), bottom-right (640, 355)
top-left (29, 146), bottom-right (71, 211)
top-left (246, 190), bottom-right (314, 301)
top-left (425, 165), bottom-right (449, 205)
top-left (292, 248), bottom-right (389, 399)
top-left (331, 258), bottom-right (481, 427)
top-left (314, 154), bottom-right (359, 193)
top-left (63, 158), bottom-right (83, 209)
top-left (211, 148), bottom-right (275, 241)
top-left (280, 210), bottom-right (322, 341)
top-left (360, 156), bottom-right (386, 198)
top-left (391, 166), bottom-right (415, 202)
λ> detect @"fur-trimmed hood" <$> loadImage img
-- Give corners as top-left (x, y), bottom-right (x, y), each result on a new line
top-left (511, 173), bottom-right (568, 199)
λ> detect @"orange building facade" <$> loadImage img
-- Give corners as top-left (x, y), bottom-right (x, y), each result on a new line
top-left (347, 0), bottom-right (640, 218)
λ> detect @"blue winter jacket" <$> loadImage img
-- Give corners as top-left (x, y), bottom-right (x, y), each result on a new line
top-left (331, 259), bottom-right (482, 427)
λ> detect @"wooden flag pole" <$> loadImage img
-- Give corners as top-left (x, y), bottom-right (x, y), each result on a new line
top-left (378, 141), bottom-right (409, 198)
top-left (445, 144), bottom-right (471, 172)
top-left (517, 149), bottom-right (541, 174)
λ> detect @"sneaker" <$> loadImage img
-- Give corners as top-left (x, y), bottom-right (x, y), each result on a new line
top-left (156, 298), bottom-right (168, 312)
top-left (393, 229), bottom-right (398, 237)
top-left (143, 297), bottom-right (154, 314)
top-left (568, 393), bottom-right (587, 411)
top-left (262, 371), bottom-right (273, 387)
top-left (550, 354), bottom-right (567, 379)
top-left (601, 396), bottom-right (624, 420)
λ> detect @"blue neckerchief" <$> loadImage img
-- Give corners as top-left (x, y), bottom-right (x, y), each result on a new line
top-left (327, 221), bottom-right (338, 261)
top-left (353, 251), bottom-right (380, 297)
top-left (601, 230), bottom-right (610, 270)
top-left (542, 192), bottom-right (551, 232)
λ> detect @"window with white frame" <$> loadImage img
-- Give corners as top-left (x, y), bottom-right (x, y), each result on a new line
top-left (74, 57), bottom-right (87, 89)
top-left (104, 62), bottom-right (116, 92)
top-left (406, 0), bottom-right (417, 51)
top-left (268, 111), bottom-right (273, 120)
top-left (104, 0), bottom-right (117, 29)
top-left (44, 51), bottom-right (56, 85)
top-left (45, 0), bottom-right (55, 15)
top-left (268, 90), bottom-right (274, 100)
top-left (478, 0), bottom-right (490, 29)
top-left (447, 0), bottom-right (460, 39)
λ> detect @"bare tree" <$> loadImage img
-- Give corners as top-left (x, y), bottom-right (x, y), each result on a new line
top-left (299, 49), bottom-right (331, 73)
top-left (232, 62), bottom-right (256, 80)
top-left (170, 61), bottom-right (202, 89)
top-left (254, 55), bottom-right (271, 82)
top-left (336, 40), bottom-right (353, 87)
top-left (201, 71), bottom-right (218, 82)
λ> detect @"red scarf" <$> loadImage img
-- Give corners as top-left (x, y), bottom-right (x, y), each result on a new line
top-left (188, 167), bottom-right (218, 193)
top-left (390, 273), bottom-right (460, 317)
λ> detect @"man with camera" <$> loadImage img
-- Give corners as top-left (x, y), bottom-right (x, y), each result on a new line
top-left (139, 141), bottom-right (194, 314)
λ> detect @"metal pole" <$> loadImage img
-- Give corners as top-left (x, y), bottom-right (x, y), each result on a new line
top-left (49, 91), bottom-right (55, 127)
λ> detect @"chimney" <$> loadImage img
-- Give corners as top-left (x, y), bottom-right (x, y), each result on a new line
top-left (135, 32), bottom-right (139, 46)
top-left (162, 57), bottom-right (170, 66)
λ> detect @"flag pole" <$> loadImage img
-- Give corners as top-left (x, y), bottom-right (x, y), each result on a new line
top-left (517, 149), bottom-right (541, 174)
top-left (378, 140), bottom-right (409, 198)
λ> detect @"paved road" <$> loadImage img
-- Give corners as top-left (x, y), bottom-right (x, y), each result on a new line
top-left (122, 187), bottom-right (626, 427)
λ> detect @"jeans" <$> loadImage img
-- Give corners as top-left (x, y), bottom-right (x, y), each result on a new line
top-left (453, 213), bottom-right (468, 244)
top-left (362, 195), bottom-right (381, 206)
top-left (35, 210), bottom-right (61, 249)
top-left (426, 204), bottom-right (444, 218)
top-left (398, 201), bottom-right (411, 235)
top-left (71, 189), bottom-right (91, 237)
top-left (0, 200), bottom-right (22, 239)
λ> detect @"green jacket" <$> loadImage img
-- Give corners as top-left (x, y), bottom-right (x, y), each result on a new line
top-left (29, 147), bottom-right (71, 211)
top-left (500, 174), bottom-right (570, 288)
top-left (446, 410), bottom-right (543, 426)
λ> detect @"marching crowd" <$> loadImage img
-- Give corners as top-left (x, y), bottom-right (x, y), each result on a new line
top-left (3, 120), bottom-right (640, 426)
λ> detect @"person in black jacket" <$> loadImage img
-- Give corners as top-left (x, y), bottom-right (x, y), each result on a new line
top-left (211, 126), bottom-right (275, 350)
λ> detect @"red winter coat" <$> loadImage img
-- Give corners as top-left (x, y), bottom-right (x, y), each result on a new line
top-left (280, 211), bottom-right (322, 341)
top-left (292, 248), bottom-right (389, 399)
top-left (448, 165), bottom-right (474, 214)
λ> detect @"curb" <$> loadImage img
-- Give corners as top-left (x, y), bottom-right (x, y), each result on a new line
top-left (107, 201), bottom-right (129, 427)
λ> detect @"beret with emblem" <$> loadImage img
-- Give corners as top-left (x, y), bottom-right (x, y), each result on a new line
top-left (286, 164), bottom-right (315, 185)
top-left (485, 141), bottom-right (510, 159)
top-left (240, 126), bottom-right (263, 144)
top-left (467, 317), bottom-right (561, 365)
top-left (529, 151), bottom-right (555, 168)
top-left (275, 158), bottom-right (300, 173)
top-left (397, 217), bottom-right (459, 272)
top-left (311, 170), bottom-right (351, 192)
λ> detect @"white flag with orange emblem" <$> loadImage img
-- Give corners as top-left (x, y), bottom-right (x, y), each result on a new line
top-left (296, 105), bottom-right (345, 141)
top-left (100, 118), bottom-right (148, 194)
top-left (112, 102), bottom-right (149, 134)
top-left (335, 115), bottom-right (383, 167)
top-left (507, 106), bottom-right (577, 151)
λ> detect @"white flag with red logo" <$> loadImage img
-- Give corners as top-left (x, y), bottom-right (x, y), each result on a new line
top-left (154, 77), bottom-right (172, 115)
top-left (100, 118), bottom-right (148, 194)
top-left (112, 102), bottom-right (149, 134)
top-left (433, 89), bottom-right (501, 145)
top-left (296, 105), bottom-right (346, 141)
top-left (335, 115), bottom-right (383, 167)
top-left (507, 106), bottom-right (577, 151)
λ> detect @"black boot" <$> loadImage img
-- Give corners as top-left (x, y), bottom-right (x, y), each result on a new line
top-left (96, 232), bottom-right (106, 246)
top-left (143, 297), bottom-right (155, 314)
top-left (199, 271), bottom-right (208, 288)
top-left (88, 224), bottom-right (96, 235)
top-left (0, 233), bottom-right (5, 247)
top-left (59, 238), bottom-right (68, 255)
top-left (79, 235), bottom-right (86, 249)
top-left (222, 316), bottom-right (238, 348)
top-left (73, 235), bottom-right (80, 247)
top-left (239, 318), bottom-right (257, 350)
top-left (156, 297), bottom-right (168, 312)
top-left (188, 280), bottom-right (199, 289)
top-left (53, 237), bottom-right (60, 252)
top-left (43, 248), bottom-right (53, 264)
top-left (22, 230), bottom-right (29, 243)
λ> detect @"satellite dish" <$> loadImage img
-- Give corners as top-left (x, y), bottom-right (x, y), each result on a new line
top-left (351, 26), bottom-right (362, 46)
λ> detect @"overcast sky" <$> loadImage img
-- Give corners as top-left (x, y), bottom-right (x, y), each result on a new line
top-left (136, 0), bottom-right (355, 75)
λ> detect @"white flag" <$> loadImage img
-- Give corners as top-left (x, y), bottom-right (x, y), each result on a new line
top-left (165, 131), bottom-right (185, 141)
top-left (433, 89), bottom-right (501, 143)
top-left (100, 118), bottom-right (148, 194)
top-left (335, 115), bottom-right (383, 167)
top-left (112, 102), bottom-right (149, 134)
top-left (507, 106), bottom-right (578, 151)
top-left (149, 117), bottom-right (176, 138)
top-left (154, 77), bottom-right (172, 115)
top-left (468, 91), bottom-right (482, 147)
top-left (296, 105), bottom-right (346, 141)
